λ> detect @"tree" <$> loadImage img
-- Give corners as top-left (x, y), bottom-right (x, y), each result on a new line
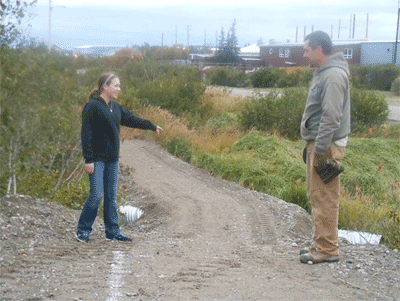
top-left (213, 19), bottom-right (240, 64)
top-left (154, 45), bottom-right (189, 61)
top-left (0, 0), bottom-right (37, 46)
top-left (226, 18), bottom-right (238, 49)
top-left (218, 27), bottom-right (225, 49)
top-left (0, 45), bottom-right (82, 197)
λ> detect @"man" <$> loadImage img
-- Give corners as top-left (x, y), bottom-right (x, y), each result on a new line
top-left (300, 31), bottom-right (351, 264)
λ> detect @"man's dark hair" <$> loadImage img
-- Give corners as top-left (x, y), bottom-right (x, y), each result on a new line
top-left (304, 31), bottom-right (332, 55)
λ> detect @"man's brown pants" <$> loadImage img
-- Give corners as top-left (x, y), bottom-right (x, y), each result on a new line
top-left (306, 142), bottom-right (345, 256)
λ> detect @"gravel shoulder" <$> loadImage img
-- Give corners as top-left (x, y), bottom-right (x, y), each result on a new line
top-left (1, 138), bottom-right (400, 301)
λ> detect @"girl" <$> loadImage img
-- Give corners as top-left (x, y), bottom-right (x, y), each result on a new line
top-left (76, 72), bottom-right (162, 242)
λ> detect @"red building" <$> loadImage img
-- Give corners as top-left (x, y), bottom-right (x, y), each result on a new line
top-left (260, 41), bottom-right (364, 67)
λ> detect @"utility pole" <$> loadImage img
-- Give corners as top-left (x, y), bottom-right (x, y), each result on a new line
top-left (48, 0), bottom-right (51, 49)
top-left (161, 33), bottom-right (164, 60)
top-left (338, 19), bottom-right (346, 40)
top-left (295, 26), bottom-right (298, 43)
top-left (48, 0), bottom-right (66, 50)
top-left (175, 25), bottom-right (177, 45)
top-left (394, 3), bottom-right (400, 65)
top-left (366, 13), bottom-right (369, 40)
top-left (349, 14), bottom-right (352, 39)
top-left (186, 25), bottom-right (190, 49)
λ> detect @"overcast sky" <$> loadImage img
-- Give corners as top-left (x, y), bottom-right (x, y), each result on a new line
top-left (28, 0), bottom-right (399, 50)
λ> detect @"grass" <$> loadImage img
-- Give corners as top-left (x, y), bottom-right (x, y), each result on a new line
top-left (125, 89), bottom-right (400, 249)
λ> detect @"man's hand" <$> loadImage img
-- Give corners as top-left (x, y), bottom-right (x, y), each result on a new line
top-left (84, 163), bottom-right (94, 175)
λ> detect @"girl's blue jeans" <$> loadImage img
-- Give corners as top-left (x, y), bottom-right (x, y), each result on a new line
top-left (77, 161), bottom-right (120, 239)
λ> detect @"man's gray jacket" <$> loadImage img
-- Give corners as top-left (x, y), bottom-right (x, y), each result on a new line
top-left (300, 52), bottom-right (351, 154)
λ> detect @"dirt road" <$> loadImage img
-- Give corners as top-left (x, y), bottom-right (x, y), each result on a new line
top-left (1, 139), bottom-right (399, 300)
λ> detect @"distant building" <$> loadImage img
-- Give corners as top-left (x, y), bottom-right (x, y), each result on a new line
top-left (359, 41), bottom-right (400, 66)
top-left (260, 40), bottom-right (400, 67)
top-left (191, 44), bottom-right (263, 69)
top-left (239, 44), bottom-right (263, 69)
top-left (260, 43), bottom-right (305, 67)
top-left (74, 45), bottom-right (124, 57)
top-left (190, 54), bottom-right (214, 68)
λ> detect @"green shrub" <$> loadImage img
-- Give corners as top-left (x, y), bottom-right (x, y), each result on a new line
top-left (341, 137), bottom-right (400, 201)
top-left (239, 87), bottom-right (307, 139)
top-left (206, 67), bottom-right (248, 87)
top-left (351, 65), bottom-right (400, 91)
top-left (276, 69), bottom-right (298, 87)
top-left (137, 66), bottom-right (205, 115)
top-left (280, 182), bottom-right (310, 213)
top-left (207, 113), bottom-right (237, 131)
top-left (391, 76), bottom-right (400, 96)
top-left (51, 177), bottom-right (89, 209)
top-left (120, 59), bottom-right (163, 88)
top-left (296, 67), bottom-right (314, 87)
top-left (250, 67), bottom-right (313, 88)
top-left (239, 86), bottom-right (389, 138)
top-left (250, 66), bottom-right (279, 88)
top-left (380, 208), bottom-right (400, 250)
top-left (0, 45), bottom-right (84, 200)
top-left (18, 171), bottom-right (58, 198)
top-left (164, 136), bottom-right (192, 162)
top-left (351, 88), bottom-right (389, 131)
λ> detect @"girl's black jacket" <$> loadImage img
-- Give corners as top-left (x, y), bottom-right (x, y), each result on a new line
top-left (81, 94), bottom-right (157, 163)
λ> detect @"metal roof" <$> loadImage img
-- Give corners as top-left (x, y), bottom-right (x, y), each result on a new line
top-left (260, 39), bottom-right (400, 48)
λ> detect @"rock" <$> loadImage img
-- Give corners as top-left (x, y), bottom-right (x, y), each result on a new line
top-left (126, 292), bottom-right (139, 297)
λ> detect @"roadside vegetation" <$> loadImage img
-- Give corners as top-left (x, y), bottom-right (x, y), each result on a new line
top-left (1, 44), bottom-right (400, 249)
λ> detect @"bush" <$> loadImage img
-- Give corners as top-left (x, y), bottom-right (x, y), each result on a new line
top-left (239, 87), bottom-right (308, 139)
top-left (351, 88), bottom-right (389, 131)
top-left (206, 67), bottom-right (248, 87)
top-left (136, 66), bottom-right (205, 115)
top-left (351, 65), bottom-right (400, 91)
top-left (250, 66), bottom-right (279, 88)
top-left (164, 136), bottom-right (192, 162)
top-left (0, 45), bottom-right (84, 197)
top-left (250, 66), bottom-right (313, 88)
top-left (207, 113), bottom-right (237, 132)
top-left (280, 182), bottom-right (310, 213)
top-left (380, 208), bottom-right (400, 250)
top-left (276, 69), bottom-right (298, 88)
top-left (239, 85), bottom-right (388, 138)
top-left (391, 76), bottom-right (400, 96)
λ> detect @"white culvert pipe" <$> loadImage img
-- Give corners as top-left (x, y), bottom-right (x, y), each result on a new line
top-left (119, 206), bottom-right (144, 223)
